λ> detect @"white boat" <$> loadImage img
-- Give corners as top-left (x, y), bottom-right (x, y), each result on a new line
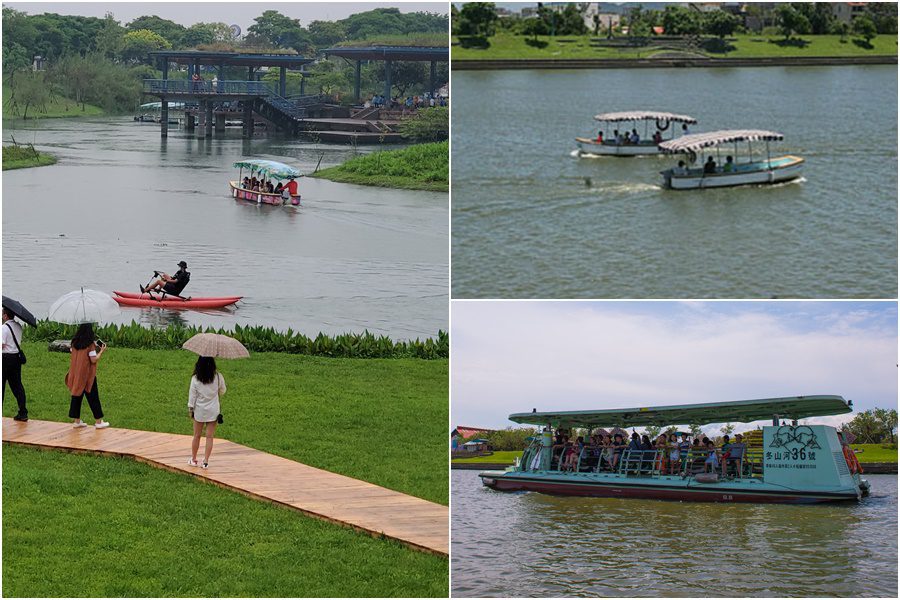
top-left (575, 111), bottom-right (697, 157)
top-left (659, 130), bottom-right (805, 190)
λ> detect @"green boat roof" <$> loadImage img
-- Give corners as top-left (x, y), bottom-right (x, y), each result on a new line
top-left (509, 395), bottom-right (851, 429)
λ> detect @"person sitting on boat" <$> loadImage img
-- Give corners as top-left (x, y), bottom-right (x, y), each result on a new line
top-left (596, 130), bottom-right (604, 143)
top-left (673, 160), bottom-right (688, 176)
top-left (551, 433), bottom-right (568, 469)
top-left (722, 433), bottom-right (745, 478)
top-left (610, 433), bottom-right (625, 470)
top-left (652, 130), bottom-right (663, 144)
top-left (265, 181), bottom-right (274, 193)
top-left (723, 156), bottom-right (735, 173)
top-left (242, 177), bottom-right (251, 189)
top-left (682, 123), bottom-right (691, 135)
top-left (613, 129), bottom-right (624, 145)
top-left (285, 177), bottom-right (299, 198)
top-left (142, 261), bottom-right (190, 296)
top-left (703, 156), bottom-right (717, 174)
top-left (630, 129), bottom-right (640, 144)
top-left (704, 440), bottom-right (719, 473)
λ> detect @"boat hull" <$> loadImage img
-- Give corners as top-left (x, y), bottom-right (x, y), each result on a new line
top-left (662, 156), bottom-right (804, 190)
top-left (575, 137), bottom-right (663, 156)
top-left (479, 471), bottom-right (861, 504)
top-left (229, 181), bottom-right (300, 206)
top-left (112, 291), bottom-right (241, 309)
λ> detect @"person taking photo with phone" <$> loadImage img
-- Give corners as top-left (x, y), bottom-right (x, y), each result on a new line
top-left (66, 323), bottom-right (109, 429)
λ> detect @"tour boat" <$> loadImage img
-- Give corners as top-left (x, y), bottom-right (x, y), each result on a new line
top-left (575, 111), bottom-right (698, 157)
top-left (230, 159), bottom-right (302, 206)
top-left (659, 130), bottom-right (804, 189)
top-left (480, 395), bottom-right (870, 504)
top-left (112, 291), bottom-right (241, 309)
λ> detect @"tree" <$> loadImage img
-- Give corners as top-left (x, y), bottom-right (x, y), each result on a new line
top-left (121, 29), bottom-right (172, 63)
top-left (400, 107), bottom-right (448, 142)
top-left (182, 22), bottom-right (232, 47)
top-left (126, 15), bottom-right (185, 47)
top-left (246, 10), bottom-right (311, 54)
top-left (846, 410), bottom-right (882, 443)
top-left (688, 423), bottom-right (703, 439)
top-left (95, 13), bottom-right (125, 59)
top-left (662, 6), bottom-right (702, 36)
top-left (457, 3), bottom-right (498, 38)
top-left (7, 71), bottom-right (50, 119)
top-left (374, 60), bottom-right (429, 98)
top-left (776, 4), bottom-right (811, 39)
top-left (720, 423), bottom-right (735, 436)
top-left (557, 4), bottom-right (587, 36)
top-left (644, 425), bottom-right (662, 440)
top-left (663, 425), bottom-right (679, 437)
top-left (521, 17), bottom-right (550, 41)
top-left (804, 3), bottom-right (835, 35)
top-left (865, 2), bottom-right (898, 34)
top-left (704, 10), bottom-right (739, 39)
top-left (308, 20), bottom-right (347, 48)
top-left (852, 14), bottom-right (878, 45)
top-left (872, 408), bottom-right (897, 444)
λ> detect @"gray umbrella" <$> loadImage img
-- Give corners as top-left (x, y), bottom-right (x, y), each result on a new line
top-left (2, 296), bottom-right (37, 327)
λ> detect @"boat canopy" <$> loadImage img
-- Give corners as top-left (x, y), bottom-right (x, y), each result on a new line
top-left (233, 159), bottom-right (302, 179)
top-left (659, 130), bottom-right (784, 154)
top-left (593, 111), bottom-right (697, 124)
top-left (509, 395), bottom-right (851, 429)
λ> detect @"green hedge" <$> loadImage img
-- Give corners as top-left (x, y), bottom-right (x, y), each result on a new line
top-left (23, 320), bottom-right (448, 359)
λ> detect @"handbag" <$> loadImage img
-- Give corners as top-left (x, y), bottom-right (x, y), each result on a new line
top-left (5, 322), bottom-right (26, 365)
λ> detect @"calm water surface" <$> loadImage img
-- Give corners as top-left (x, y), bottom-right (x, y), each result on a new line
top-left (3, 118), bottom-right (447, 339)
top-left (452, 66), bottom-right (897, 298)
top-left (451, 470), bottom-right (898, 597)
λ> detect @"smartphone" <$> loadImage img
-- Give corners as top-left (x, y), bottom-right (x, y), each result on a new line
top-left (95, 339), bottom-right (105, 347)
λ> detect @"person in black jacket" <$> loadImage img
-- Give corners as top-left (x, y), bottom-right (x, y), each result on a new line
top-left (142, 261), bottom-right (191, 295)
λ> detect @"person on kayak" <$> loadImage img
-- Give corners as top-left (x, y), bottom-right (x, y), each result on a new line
top-left (141, 261), bottom-right (191, 296)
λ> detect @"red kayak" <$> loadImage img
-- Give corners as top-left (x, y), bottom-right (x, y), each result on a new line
top-left (112, 291), bottom-right (241, 309)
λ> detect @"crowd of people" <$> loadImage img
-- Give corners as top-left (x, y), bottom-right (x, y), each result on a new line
top-left (547, 429), bottom-right (749, 479)
top-left (597, 123), bottom-right (690, 146)
top-left (365, 92), bottom-right (447, 110)
top-left (240, 175), bottom-right (299, 199)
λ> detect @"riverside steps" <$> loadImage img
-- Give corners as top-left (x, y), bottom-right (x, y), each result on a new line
top-left (2, 418), bottom-right (448, 556)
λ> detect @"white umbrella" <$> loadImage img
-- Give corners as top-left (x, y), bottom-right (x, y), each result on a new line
top-left (182, 333), bottom-right (249, 359)
top-left (48, 288), bottom-right (120, 324)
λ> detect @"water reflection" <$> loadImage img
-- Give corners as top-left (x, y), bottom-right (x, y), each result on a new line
top-left (451, 471), bottom-right (898, 597)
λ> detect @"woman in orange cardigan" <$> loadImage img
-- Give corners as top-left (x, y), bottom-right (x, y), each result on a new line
top-left (66, 323), bottom-right (109, 429)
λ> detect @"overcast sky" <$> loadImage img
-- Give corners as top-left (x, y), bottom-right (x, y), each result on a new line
top-left (5, 2), bottom-right (447, 30)
top-left (452, 301), bottom-right (897, 435)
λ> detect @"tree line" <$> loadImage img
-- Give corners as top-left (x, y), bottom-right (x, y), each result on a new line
top-left (3, 7), bottom-right (448, 116)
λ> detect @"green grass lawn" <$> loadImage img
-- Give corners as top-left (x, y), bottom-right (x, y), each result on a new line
top-left (452, 33), bottom-right (898, 60)
top-left (452, 450), bottom-right (522, 464)
top-left (312, 141), bottom-right (448, 192)
top-left (3, 93), bottom-right (103, 120)
top-left (2, 446), bottom-right (447, 598)
top-left (2, 145), bottom-right (56, 170)
top-left (852, 443), bottom-right (898, 463)
top-left (5, 342), bottom-right (447, 505)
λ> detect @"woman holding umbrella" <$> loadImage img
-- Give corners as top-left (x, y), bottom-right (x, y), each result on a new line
top-left (67, 323), bottom-right (110, 429)
top-left (2, 301), bottom-right (32, 421)
top-left (183, 333), bottom-right (248, 469)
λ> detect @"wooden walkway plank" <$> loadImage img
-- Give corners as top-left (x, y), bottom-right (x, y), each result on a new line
top-left (2, 418), bottom-right (448, 556)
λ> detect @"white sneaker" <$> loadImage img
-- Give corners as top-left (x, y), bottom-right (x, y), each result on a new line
top-left (94, 421), bottom-right (110, 429)
top-left (201, 461), bottom-right (209, 469)
top-left (188, 458), bottom-right (199, 467)
top-left (73, 421), bottom-right (87, 428)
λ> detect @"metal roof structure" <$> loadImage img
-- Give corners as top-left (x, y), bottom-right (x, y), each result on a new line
top-left (659, 130), bottom-right (784, 153)
top-left (149, 50), bottom-right (315, 68)
top-left (509, 395), bottom-right (852, 429)
top-left (593, 111), bottom-right (697, 124)
top-left (323, 45), bottom-right (448, 62)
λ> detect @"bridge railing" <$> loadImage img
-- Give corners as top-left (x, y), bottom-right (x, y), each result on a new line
top-left (143, 80), bottom-right (271, 95)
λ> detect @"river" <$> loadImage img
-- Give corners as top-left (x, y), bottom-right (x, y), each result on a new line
top-left (451, 66), bottom-right (897, 298)
top-left (2, 118), bottom-right (447, 339)
top-left (451, 470), bottom-right (897, 597)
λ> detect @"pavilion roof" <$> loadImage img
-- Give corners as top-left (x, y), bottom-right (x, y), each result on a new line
top-left (323, 46), bottom-right (448, 62)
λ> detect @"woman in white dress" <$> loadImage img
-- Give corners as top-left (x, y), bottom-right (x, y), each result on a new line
top-left (188, 356), bottom-right (226, 468)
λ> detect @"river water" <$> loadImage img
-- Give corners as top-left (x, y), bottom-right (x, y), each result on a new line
top-left (451, 470), bottom-right (898, 597)
top-left (2, 118), bottom-right (447, 339)
top-left (451, 66), bottom-right (897, 298)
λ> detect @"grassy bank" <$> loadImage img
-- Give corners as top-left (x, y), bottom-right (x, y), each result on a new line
top-left (5, 342), bottom-right (448, 504)
top-left (3, 93), bottom-right (104, 120)
top-left (852, 444), bottom-right (898, 463)
top-left (452, 33), bottom-right (899, 60)
top-left (2, 145), bottom-right (56, 170)
top-left (452, 451), bottom-right (522, 464)
top-left (312, 141), bottom-right (448, 192)
top-left (3, 446), bottom-right (447, 597)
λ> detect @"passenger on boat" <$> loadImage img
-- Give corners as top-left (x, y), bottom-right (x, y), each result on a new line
top-left (274, 182), bottom-right (284, 194)
top-left (668, 433), bottom-right (680, 475)
top-left (265, 181), bottom-right (274, 193)
top-left (551, 433), bottom-right (568, 469)
top-left (142, 261), bottom-right (190, 296)
top-left (682, 123), bottom-right (691, 135)
top-left (655, 434), bottom-right (668, 473)
top-left (678, 435), bottom-right (691, 473)
top-left (628, 432), bottom-right (641, 452)
top-left (242, 177), bottom-right (251, 189)
top-left (630, 129), bottom-right (640, 144)
top-left (723, 433), bottom-right (745, 478)
top-left (614, 129), bottom-right (623, 145)
top-left (690, 438), bottom-right (705, 473)
top-left (673, 160), bottom-right (688, 176)
top-left (723, 156), bottom-right (735, 172)
top-left (704, 440), bottom-right (719, 472)
top-left (652, 130), bottom-right (663, 144)
top-left (611, 433), bottom-right (625, 469)
top-left (560, 437), bottom-right (579, 472)
top-left (704, 156), bottom-right (717, 174)
top-left (596, 131), bottom-right (604, 143)
top-left (286, 177), bottom-right (299, 197)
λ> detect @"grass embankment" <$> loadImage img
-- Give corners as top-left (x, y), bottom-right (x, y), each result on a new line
top-left (452, 33), bottom-right (898, 60)
top-left (4, 342), bottom-right (448, 504)
top-left (312, 141), bottom-right (448, 192)
top-left (3, 93), bottom-right (103, 120)
top-left (3, 446), bottom-right (447, 598)
top-left (452, 450), bottom-right (522, 464)
top-left (851, 444), bottom-right (898, 463)
top-left (2, 145), bottom-right (56, 170)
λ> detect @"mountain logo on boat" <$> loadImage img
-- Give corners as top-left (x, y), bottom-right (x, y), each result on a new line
top-left (768, 425), bottom-right (821, 450)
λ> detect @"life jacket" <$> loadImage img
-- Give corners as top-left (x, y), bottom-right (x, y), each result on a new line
top-left (842, 445), bottom-right (863, 474)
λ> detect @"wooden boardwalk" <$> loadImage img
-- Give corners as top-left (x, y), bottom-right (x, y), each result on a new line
top-left (2, 418), bottom-right (448, 556)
